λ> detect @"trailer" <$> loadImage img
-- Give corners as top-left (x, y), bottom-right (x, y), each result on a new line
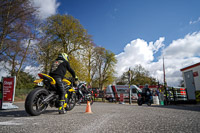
top-left (105, 85), bottom-right (142, 102)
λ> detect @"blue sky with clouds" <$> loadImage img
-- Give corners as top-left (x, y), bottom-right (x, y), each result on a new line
top-left (57, 0), bottom-right (200, 55)
top-left (2, 0), bottom-right (200, 86)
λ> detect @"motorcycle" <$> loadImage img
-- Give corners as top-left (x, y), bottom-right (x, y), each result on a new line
top-left (137, 92), bottom-right (153, 106)
top-left (25, 73), bottom-right (77, 116)
top-left (75, 83), bottom-right (93, 105)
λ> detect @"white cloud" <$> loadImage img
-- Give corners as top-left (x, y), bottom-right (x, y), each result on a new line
top-left (31, 0), bottom-right (60, 20)
top-left (163, 32), bottom-right (200, 58)
top-left (115, 37), bottom-right (165, 78)
top-left (116, 32), bottom-right (200, 86)
top-left (0, 62), bottom-right (43, 80)
top-left (189, 17), bottom-right (200, 25)
top-left (24, 65), bottom-right (44, 78)
top-left (0, 61), bottom-right (11, 81)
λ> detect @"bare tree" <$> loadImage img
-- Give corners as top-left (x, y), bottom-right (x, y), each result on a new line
top-left (0, 0), bottom-right (36, 58)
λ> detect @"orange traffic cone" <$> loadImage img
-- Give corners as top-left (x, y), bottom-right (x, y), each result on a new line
top-left (85, 101), bottom-right (92, 113)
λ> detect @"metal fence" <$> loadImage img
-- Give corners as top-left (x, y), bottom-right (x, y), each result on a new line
top-left (164, 87), bottom-right (188, 104)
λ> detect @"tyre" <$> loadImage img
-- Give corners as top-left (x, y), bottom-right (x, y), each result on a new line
top-left (25, 88), bottom-right (49, 116)
top-left (147, 100), bottom-right (151, 106)
top-left (109, 98), bottom-right (113, 102)
top-left (137, 98), bottom-right (143, 106)
top-left (89, 97), bottom-right (94, 105)
top-left (66, 92), bottom-right (76, 111)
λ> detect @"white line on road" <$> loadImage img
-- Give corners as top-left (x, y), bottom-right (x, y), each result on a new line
top-left (0, 117), bottom-right (35, 126)
top-left (0, 120), bottom-right (23, 126)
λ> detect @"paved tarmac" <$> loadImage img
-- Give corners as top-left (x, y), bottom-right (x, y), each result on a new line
top-left (0, 102), bottom-right (200, 133)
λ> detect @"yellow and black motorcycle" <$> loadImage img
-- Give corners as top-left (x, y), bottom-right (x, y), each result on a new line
top-left (25, 73), bottom-right (77, 116)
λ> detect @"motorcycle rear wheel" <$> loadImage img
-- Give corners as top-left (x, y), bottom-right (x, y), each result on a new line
top-left (25, 87), bottom-right (49, 116)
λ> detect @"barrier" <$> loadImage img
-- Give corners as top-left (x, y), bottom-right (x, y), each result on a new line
top-left (153, 96), bottom-right (159, 105)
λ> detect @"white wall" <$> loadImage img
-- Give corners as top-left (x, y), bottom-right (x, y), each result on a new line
top-left (182, 65), bottom-right (200, 91)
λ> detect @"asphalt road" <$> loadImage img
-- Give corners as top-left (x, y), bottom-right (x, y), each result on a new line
top-left (0, 102), bottom-right (200, 133)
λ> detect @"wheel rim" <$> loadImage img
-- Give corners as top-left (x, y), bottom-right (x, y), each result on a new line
top-left (33, 92), bottom-right (48, 113)
top-left (66, 94), bottom-right (76, 109)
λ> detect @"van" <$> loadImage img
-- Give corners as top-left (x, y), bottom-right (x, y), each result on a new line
top-left (105, 85), bottom-right (142, 102)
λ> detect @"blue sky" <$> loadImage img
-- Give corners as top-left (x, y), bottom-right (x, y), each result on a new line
top-left (57, 0), bottom-right (200, 56)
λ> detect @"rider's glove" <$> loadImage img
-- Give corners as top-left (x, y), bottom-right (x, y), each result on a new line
top-left (75, 76), bottom-right (78, 81)
top-left (73, 76), bottom-right (78, 87)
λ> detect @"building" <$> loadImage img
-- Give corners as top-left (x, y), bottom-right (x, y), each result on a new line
top-left (180, 62), bottom-right (200, 101)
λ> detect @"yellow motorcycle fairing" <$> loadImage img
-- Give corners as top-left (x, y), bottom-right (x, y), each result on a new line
top-left (34, 79), bottom-right (43, 84)
top-left (69, 88), bottom-right (75, 92)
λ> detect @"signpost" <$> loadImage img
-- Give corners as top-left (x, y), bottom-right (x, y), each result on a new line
top-left (0, 76), bottom-right (18, 109)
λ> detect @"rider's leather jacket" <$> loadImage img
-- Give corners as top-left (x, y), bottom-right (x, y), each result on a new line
top-left (49, 57), bottom-right (75, 79)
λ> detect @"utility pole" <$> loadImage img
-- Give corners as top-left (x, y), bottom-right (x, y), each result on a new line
top-left (163, 56), bottom-right (168, 105)
top-left (128, 68), bottom-right (132, 104)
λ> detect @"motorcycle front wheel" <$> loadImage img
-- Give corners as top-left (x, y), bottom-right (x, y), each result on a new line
top-left (25, 87), bottom-right (49, 116)
top-left (137, 98), bottom-right (143, 106)
top-left (66, 92), bottom-right (76, 111)
top-left (89, 96), bottom-right (94, 105)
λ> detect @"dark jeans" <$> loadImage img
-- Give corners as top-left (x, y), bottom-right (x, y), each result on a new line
top-left (53, 77), bottom-right (65, 100)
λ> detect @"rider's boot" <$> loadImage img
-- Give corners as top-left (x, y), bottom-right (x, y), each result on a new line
top-left (58, 100), bottom-right (66, 114)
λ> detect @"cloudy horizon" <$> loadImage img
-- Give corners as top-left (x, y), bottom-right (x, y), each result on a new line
top-left (115, 32), bottom-right (200, 86)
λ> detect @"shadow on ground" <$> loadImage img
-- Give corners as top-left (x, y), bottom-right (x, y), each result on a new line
top-left (149, 104), bottom-right (200, 112)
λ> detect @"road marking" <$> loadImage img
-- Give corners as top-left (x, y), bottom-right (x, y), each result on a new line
top-left (0, 120), bottom-right (23, 126)
top-left (0, 117), bottom-right (35, 126)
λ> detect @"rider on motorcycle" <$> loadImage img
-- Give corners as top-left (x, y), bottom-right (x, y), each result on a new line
top-left (77, 82), bottom-right (88, 105)
top-left (49, 53), bottom-right (78, 114)
top-left (142, 84), bottom-right (151, 101)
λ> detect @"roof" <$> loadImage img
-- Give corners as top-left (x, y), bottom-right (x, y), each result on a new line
top-left (180, 62), bottom-right (200, 71)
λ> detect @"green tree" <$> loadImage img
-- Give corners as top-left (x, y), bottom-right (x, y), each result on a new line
top-left (37, 14), bottom-right (92, 74)
top-left (41, 14), bottom-right (91, 55)
top-left (117, 65), bottom-right (157, 86)
top-left (93, 47), bottom-right (117, 89)
top-left (16, 71), bottom-right (34, 90)
top-left (36, 38), bottom-right (60, 74)
top-left (81, 42), bottom-right (97, 87)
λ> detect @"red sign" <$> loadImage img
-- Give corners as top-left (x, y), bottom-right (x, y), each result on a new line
top-left (120, 93), bottom-right (124, 102)
top-left (193, 72), bottom-right (198, 77)
top-left (3, 77), bottom-right (15, 102)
